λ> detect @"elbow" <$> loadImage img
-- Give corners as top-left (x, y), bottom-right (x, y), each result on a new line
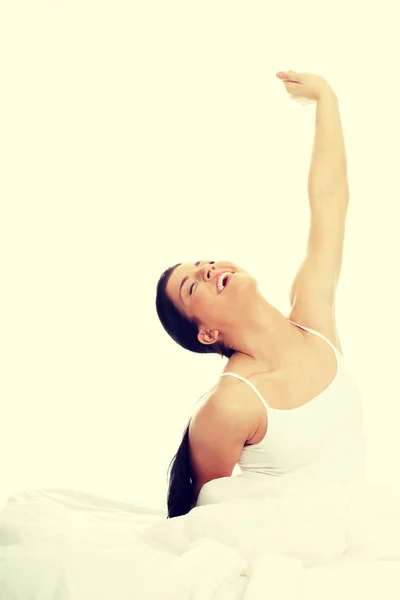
top-left (309, 189), bottom-right (349, 220)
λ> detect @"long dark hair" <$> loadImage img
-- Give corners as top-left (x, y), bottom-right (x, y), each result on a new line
top-left (166, 419), bottom-right (195, 518)
top-left (156, 263), bottom-right (234, 518)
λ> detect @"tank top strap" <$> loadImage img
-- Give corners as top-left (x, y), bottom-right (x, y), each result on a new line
top-left (288, 320), bottom-right (341, 356)
top-left (219, 372), bottom-right (270, 412)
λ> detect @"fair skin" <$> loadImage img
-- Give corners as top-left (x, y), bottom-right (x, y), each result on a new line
top-left (165, 259), bottom-right (307, 373)
top-left (166, 254), bottom-right (344, 504)
top-left (165, 73), bottom-right (348, 505)
top-left (166, 258), bottom-right (312, 503)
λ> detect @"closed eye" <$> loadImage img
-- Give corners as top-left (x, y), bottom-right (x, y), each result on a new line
top-left (189, 260), bottom-right (214, 296)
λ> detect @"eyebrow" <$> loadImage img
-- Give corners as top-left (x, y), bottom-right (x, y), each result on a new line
top-left (179, 261), bottom-right (201, 303)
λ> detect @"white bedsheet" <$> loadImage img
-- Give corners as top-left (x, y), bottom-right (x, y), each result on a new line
top-left (1, 480), bottom-right (400, 599)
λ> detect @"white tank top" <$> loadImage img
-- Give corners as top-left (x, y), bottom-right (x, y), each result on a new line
top-left (219, 321), bottom-right (368, 485)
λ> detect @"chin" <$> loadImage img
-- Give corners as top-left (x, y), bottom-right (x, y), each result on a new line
top-left (224, 274), bottom-right (258, 302)
top-left (231, 271), bottom-right (258, 288)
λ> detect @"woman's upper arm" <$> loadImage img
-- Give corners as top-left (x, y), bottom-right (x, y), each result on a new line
top-left (189, 392), bottom-right (253, 497)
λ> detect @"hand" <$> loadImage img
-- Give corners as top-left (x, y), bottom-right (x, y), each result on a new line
top-left (276, 70), bottom-right (333, 104)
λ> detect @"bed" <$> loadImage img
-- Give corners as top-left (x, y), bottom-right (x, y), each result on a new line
top-left (1, 479), bottom-right (400, 599)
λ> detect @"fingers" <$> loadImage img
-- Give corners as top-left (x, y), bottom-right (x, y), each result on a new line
top-left (276, 71), bottom-right (299, 82)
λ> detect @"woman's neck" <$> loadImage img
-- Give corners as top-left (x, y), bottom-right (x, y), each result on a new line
top-left (224, 300), bottom-right (305, 372)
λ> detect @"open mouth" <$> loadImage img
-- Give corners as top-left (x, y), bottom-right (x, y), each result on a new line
top-left (216, 272), bottom-right (233, 293)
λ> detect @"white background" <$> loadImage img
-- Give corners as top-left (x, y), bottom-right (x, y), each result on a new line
top-left (1, 0), bottom-right (399, 509)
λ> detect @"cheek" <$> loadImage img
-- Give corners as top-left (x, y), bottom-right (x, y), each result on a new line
top-left (193, 291), bottom-right (216, 317)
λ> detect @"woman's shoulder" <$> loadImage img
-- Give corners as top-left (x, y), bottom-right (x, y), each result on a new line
top-left (190, 378), bottom-right (259, 446)
top-left (193, 358), bottom-right (261, 418)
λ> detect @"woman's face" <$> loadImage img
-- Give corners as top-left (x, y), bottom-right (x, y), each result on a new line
top-left (166, 259), bottom-right (257, 329)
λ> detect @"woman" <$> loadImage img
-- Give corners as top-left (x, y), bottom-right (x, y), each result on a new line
top-left (156, 71), bottom-right (367, 519)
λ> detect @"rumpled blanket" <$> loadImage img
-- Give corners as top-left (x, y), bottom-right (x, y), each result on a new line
top-left (2, 481), bottom-right (400, 600)
top-left (140, 478), bottom-right (400, 598)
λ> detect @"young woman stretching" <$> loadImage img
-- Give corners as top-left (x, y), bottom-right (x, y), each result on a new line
top-left (156, 71), bottom-right (367, 518)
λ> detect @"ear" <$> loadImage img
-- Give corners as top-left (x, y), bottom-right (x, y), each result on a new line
top-left (197, 326), bottom-right (220, 346)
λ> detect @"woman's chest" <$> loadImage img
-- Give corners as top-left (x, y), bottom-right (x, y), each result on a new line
top-left (226, 334), bottom-right (339, 412)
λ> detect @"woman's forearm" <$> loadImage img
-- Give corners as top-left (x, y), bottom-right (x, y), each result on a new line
top-left (307, 89), bottom-right (349, 203)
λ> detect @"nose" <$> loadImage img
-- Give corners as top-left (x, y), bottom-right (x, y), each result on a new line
top-left (201, 262), bottom-right (215, 281)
